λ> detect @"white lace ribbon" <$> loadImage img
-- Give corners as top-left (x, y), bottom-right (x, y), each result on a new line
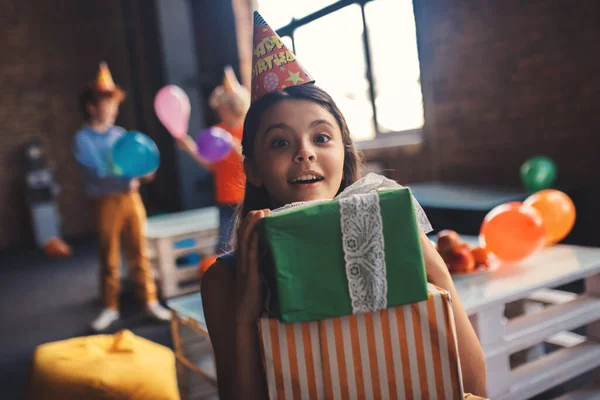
top-left (336, 173), bottom-right (433, 234)
top-left (339, 192), bottom-right (387, 314)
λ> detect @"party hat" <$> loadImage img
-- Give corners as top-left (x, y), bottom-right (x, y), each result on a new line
top-left (251, 11), bottom-right (314, 102)
top-left (209, 65), bottom-right (250, 111)
top-left (96, 61), bottom-right (116, 92)
top-left (222, 65), bottom-right (240, 93)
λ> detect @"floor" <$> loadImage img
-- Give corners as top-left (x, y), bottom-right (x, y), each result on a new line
top-left (0, 238), bottom-right (173, 400)
top-left (1, 237), bottom-right (598, 399)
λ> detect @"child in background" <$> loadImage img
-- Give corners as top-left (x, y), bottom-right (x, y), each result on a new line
top-left (73, 62), bottom-right (171, 332)
top-left (200, 13), bottom-right (487, 399)
top-left (178, 66), bottom-right (250, 255)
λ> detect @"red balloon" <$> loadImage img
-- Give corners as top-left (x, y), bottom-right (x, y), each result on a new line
top-left (479, 202), bottom-right (545, 262)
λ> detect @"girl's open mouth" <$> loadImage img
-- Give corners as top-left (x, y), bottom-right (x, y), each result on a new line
top-left (289, 175), bottom-right (325, 185)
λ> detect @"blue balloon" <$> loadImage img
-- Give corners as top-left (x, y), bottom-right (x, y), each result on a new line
top-left (111, 131), bottom-right (160, 177)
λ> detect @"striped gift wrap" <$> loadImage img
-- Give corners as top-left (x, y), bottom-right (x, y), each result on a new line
top-left (259, 284), bottom-right (464, 400)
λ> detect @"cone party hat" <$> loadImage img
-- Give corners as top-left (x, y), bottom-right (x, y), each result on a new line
top-left (251, 11), bottom-right (314, 102)
top-left (222, 65), bottom-right (241, 93)
top-left (96, 61), bottom-right (116, 92)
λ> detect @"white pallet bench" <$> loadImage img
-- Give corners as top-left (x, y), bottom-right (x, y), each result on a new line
top-left (523, 289), bottom-right (585, 349)
top-left (456, 239), bottom-right (600, 400)
top-left (554, 381), bottom-right (600, 400)
top-left (146, 207), bottom-right (219, 298)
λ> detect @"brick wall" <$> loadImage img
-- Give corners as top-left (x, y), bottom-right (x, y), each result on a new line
top-left (0, 1), bottom-right (136, 249)
top-left (383, 0), bottom-right (600, 188)
top-left (374, 0), bottom-right (600, 246)
top-left (2, 0), bottom-right (599, 249)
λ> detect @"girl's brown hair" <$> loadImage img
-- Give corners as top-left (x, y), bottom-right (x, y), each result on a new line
top-left (235, 84), bottom-right (363, 234)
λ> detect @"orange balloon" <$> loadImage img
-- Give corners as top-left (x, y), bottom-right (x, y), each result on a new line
top-left (479, 202), bottom-right (545, 262)
top-left (199, 255), bottom-right (218, 277)
top-left (524, 189), bottom-right (575, 245)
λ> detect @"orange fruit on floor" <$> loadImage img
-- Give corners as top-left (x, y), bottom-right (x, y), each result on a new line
top-left (43, 237), bottom-right (73, 258)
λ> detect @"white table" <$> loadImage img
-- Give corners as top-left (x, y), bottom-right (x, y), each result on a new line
top-left (146, 207), bottom-right (219, 298)
top-left (455, 239), bottom-right (600, 399)
top-left (167, 294), bottom-right (217, 400)
top-left (165, 232), bottom-right (600, 399)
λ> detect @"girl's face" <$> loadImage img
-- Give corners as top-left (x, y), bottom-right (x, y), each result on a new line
top-left (248, 99), bottom-right (345, 208)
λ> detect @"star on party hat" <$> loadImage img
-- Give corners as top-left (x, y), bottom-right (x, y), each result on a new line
top-left (96, 61), bottom-right (116, 92)
top-left (251, 11), bottom-right (314, 102)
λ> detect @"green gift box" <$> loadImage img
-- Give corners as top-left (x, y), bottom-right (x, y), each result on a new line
top-left (259, 188), bottom-right (428, 323)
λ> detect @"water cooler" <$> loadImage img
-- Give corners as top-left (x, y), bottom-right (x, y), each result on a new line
top-left (23, 139), bottom-right (62, 248)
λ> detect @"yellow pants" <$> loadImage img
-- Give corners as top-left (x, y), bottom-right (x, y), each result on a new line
top-left (95, 191), bottom-right (157, 309)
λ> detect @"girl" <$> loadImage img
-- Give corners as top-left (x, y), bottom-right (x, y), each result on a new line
top-left (201, 84), bottom-right (487, 399)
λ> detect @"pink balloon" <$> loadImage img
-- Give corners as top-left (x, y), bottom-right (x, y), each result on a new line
top-left (154, 85), bottom-right (190, 139)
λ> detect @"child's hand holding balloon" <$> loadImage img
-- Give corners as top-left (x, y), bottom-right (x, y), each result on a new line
top-left (140, 173), bottom-right (156, 184)
top-left (176, 135), bottom-right (197, 155)
top-left (129, 179), bottom-right (140, 191)
top-left (154, 85), bottom-right (235, 164)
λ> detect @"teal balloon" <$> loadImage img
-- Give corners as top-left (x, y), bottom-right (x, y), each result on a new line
top-left (520, 155), bottom-right (557, 193)
top-left (111, 131), bottom-right (160, 178)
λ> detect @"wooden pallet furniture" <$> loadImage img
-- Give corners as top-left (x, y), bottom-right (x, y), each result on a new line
top-left (146, 207), bottom-right (219, 298)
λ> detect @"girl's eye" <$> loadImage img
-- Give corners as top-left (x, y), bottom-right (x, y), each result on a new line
top-left (314, 134), bottom-right (331, 144)
top-left (270, 138), bottom-right (289, 149)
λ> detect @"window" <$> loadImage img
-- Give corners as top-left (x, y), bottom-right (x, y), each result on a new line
top-left (256, 0), bottom-right (423, 143)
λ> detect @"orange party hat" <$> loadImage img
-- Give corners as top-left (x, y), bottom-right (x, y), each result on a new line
top-left (251, 11), bottom-right (314, 102)
top-left (96, 61), bottom-right (116, 92)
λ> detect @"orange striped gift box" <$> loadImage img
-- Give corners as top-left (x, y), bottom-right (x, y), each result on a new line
top-left (258, 283), bottom-right (464, 400)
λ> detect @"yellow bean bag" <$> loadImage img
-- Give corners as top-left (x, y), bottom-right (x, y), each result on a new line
top-left (25, 329), bottom-right (180, 400)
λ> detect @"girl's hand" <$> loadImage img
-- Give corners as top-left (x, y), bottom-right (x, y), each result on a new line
top-left (235, 209), bottom-right (271, 325)
top-left (419, 233), bottom-right (452, 288)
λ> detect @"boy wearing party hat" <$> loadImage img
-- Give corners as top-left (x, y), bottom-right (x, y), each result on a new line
top-left (178, 65), bottom-right (250, 258)
top-left (73, 62), bottom-right (171, 332)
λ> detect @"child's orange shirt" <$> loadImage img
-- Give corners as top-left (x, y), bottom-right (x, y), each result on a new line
top-left (213, 123), bottom-right (245, 205)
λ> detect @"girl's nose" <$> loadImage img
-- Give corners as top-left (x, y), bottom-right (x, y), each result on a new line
top-left (294, 148), bottom-right (316, 163)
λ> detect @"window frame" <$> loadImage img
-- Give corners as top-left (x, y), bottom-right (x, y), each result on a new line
top-left (267, 0), bottom-right (425, 150)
